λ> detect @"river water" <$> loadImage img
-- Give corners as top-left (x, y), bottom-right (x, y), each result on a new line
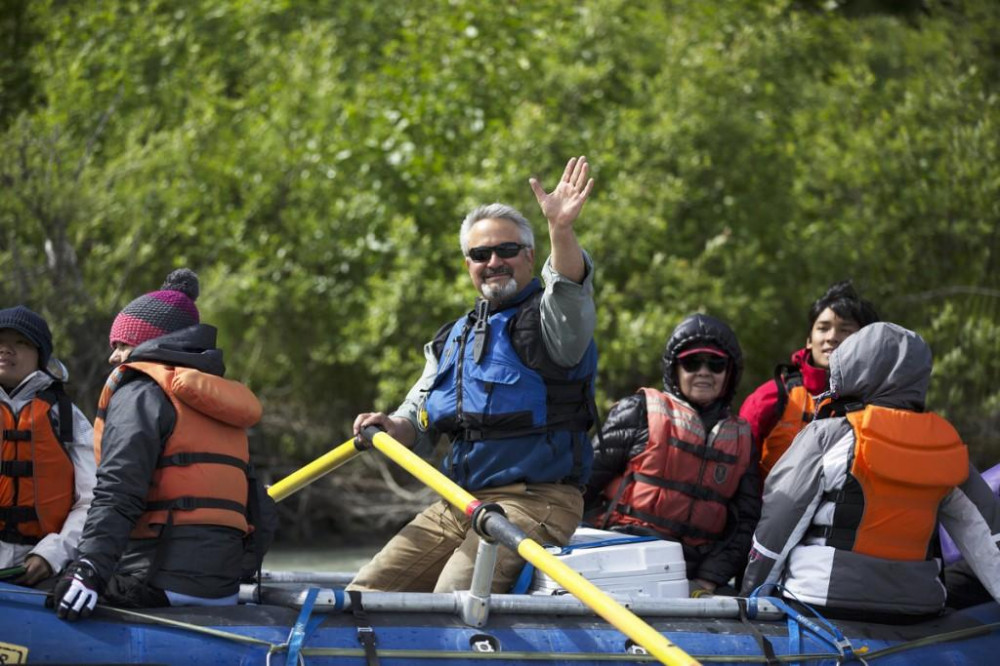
top-left (263, 542), bottom-right (380, 573)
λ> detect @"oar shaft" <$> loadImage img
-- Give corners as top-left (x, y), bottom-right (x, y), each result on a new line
top-left (516, 539), bottom-right (697, 665)
top-left (368, 431), bottom-right (478, 511)
top-left (267, 439), bottom-right (359, 502)
top-left (365, 429), bottom-right (700, 666)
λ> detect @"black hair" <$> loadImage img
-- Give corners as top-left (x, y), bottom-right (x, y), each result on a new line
top-left (808, 280), bottom-right (880, 329)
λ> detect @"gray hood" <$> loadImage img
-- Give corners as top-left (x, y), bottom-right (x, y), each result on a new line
top-left (828, 322), bottom-right (931, 410)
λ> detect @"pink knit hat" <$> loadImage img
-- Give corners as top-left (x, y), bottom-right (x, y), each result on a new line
top-left (109, 269), bottom-right (200, 347)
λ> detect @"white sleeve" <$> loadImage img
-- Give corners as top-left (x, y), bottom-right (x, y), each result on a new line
top-left (30, 404), bottom-right (96, 574)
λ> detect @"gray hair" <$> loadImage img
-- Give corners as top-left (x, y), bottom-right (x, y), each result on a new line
top-left (459, 203), bottom-right (535, 256)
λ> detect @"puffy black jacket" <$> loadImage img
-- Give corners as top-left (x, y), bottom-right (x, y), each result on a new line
top-left (584, 314), bottom-right (761, 587)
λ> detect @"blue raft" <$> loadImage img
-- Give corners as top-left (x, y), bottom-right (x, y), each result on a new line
top-left (2, 580), bottom-right (999, 665)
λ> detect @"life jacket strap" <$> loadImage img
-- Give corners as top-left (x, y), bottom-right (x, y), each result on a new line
top-left (0, 460), bottom-right (33, 477)
top-left (2, 429), bottom-right (31, 442)
top-left (157, 452), bottom-right (249, 472)
top-left (807, 524), bottom-right (856, 542)
top-left (0, 505), bottom-right (38, 525)
top-left (773, 364), bottom-right (800, 406)
top-left (821, 488), bottom-right (864, 505)
top-left (57, 388), bottom-right (73, 443)
top-left (667, 436), bottom-right (740, 464)
top-left (816, 397), bottom-right (865, 420)
top-left (632, 472), bottom-right (730, 504)
top-left (471, 299), bottom-right (490, 365)
top-left (458, 411), bottom-right (593, 443)
top-left (36, 383), bottom-right (75, 444)
top-left (144, 497), bottom-right (247, 514)
top-left (597, 473), bottom-right (635, 529)
top-left (0, 527), bottom-right (40, 545)
top-left (617, 504), bottom-right (724, 541)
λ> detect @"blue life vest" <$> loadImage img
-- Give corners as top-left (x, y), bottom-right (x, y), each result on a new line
top-left (425, 280), bottom-right (598, 491)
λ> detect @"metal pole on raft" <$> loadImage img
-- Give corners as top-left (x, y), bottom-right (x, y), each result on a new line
top-left (359, 426), bottom-right (701, 666)
top-left (266, 439), bottom-right (360, 502)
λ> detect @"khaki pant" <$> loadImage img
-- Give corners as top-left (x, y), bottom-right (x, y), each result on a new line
top-left (347, 483), bottom-right (583, 593)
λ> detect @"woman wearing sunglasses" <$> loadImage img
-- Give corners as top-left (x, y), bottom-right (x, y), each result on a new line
top-left (584, 314), bottom-right (761, 597)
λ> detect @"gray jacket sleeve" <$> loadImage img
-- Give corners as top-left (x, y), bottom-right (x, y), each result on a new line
top-left (740, 420), bottom-right (845, 595)
top-left (391, 344), bottom-right (441, 457)
top-left (539, 251), bottom-right (596, 368)
top-left (77, 378), bottom-right (174, 584)
top-left (939, 464), bottom-right (1000, 604)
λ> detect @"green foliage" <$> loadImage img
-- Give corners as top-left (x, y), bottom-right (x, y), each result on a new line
top-left (2, 0), bottom-right (997, 474)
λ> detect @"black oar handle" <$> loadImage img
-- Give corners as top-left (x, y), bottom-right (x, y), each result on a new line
top-left (474, 505), bottom-right (530, 552)
top-left (358, 424), bottom-right (386, 450)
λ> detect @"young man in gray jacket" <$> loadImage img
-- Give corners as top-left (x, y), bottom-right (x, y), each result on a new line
top-left (742, 322), bottom-right (1000, 621)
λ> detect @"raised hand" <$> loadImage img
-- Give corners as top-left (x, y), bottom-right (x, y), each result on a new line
top-left (529, 156), bottom-right (595, 231)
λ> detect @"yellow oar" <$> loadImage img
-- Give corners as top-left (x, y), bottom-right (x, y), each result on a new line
top-left (361, 427), bottom-right (700, 666)
top-left (267, 439), bottom-right (360, 502)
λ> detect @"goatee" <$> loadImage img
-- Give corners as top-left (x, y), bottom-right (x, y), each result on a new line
top-left (481, 277), bottom-right (519, 305)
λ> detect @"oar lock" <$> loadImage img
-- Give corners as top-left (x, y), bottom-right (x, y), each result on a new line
top-left (470, 501), bottom-right (507, 543)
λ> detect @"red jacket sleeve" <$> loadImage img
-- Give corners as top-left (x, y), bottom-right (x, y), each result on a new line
top-left (738, 379), bottom-right (781, 446)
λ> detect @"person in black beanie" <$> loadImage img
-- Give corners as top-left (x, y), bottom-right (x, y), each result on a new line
top-left (0, 306), bottom-right (96, 587)
top-left (52, 270), bottom-right (276, 621)
top-left (583, 314), bottom-right (761, 597)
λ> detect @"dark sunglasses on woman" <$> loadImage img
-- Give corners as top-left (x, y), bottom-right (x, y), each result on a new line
top-left (679, 355), bottom-right (728, 374)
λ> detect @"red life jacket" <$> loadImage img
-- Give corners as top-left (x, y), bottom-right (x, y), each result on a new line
top-left (94, 362), bottom-right (261, 539)
top-left (1, 390), bottom-right (75, 544)
top-left (597, 388), bottom-right (753, 547)
top-left (813, 405), bottom-right (969, 561)
top-left (759, 366), bottom-right (830, 478)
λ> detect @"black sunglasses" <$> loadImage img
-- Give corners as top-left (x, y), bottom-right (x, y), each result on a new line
top-left (467, 242), bottom-right (528, 263)
top-left (678, 356), bottom-right (728, 374)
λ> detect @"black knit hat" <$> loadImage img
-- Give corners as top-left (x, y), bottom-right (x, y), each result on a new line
top-left (0, 305), bottom-right (53, 370)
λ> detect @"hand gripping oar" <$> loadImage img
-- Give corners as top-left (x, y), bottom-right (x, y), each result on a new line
top-left (360, 426), bottom-right (700, 666)
top-left (267, 439), bottom-right (361, 502)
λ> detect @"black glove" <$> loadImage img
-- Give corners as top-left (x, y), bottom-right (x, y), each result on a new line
top-left (52, 559), bottom-right (102, 621)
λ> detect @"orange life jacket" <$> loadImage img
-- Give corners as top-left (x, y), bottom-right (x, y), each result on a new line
top-left (759, 366), bottom-right (830, 478)
top-left (0, 390), bottom-right (75, 544)
top-left (94, 362), bottom-right (261, 539)
top-left (814, 405), bottom-right (969, 561)
top-left (597, 388), bottom-right (753, 547)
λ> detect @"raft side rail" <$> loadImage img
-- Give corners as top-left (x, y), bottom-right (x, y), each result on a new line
top-left (260, 571), bottom-right (355, 585)
top-left (241, 585), bottom-right (785, 620)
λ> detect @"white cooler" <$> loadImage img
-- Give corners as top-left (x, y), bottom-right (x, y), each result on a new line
top-left (528, 527), bottom-right (688, 598)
